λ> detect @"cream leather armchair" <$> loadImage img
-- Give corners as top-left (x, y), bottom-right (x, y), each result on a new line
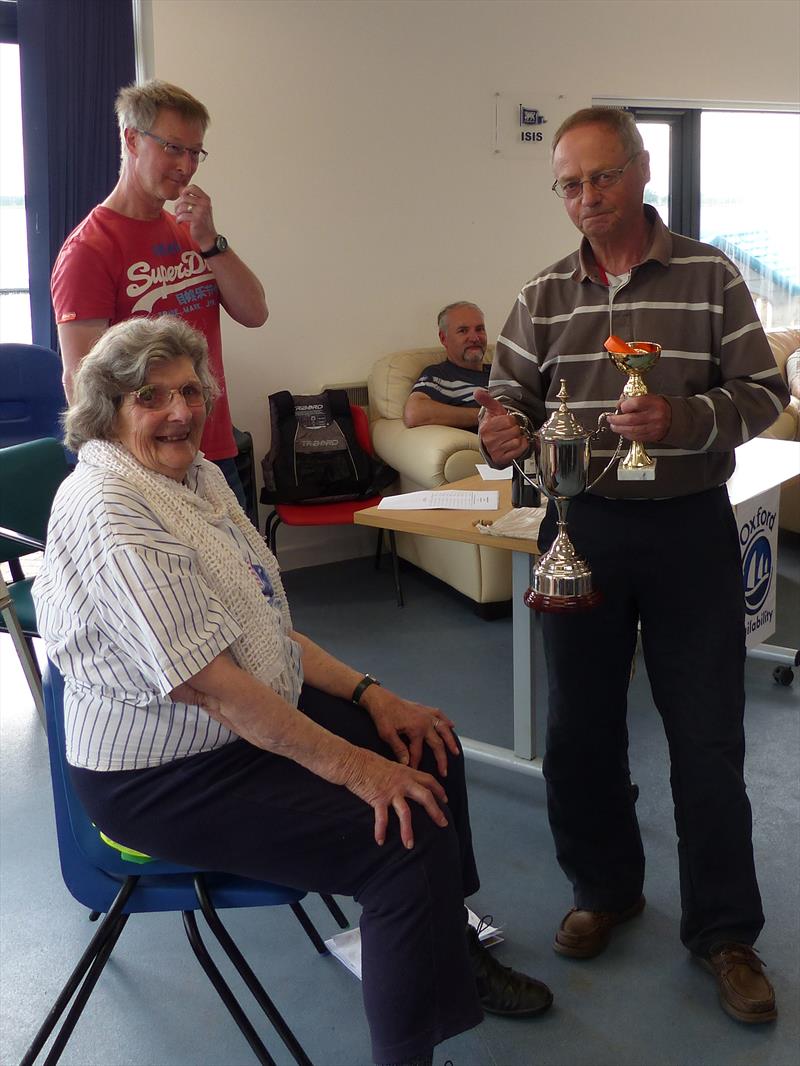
top-left (368, 346), bottom-right (512, 611)
top-left (761, 328), bottom-right (800, 533)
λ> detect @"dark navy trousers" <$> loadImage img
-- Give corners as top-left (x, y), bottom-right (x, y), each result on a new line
top-left (538, 487), bottom-right (764, 956)
top-left (71, 686), bottom-right (483, 1063)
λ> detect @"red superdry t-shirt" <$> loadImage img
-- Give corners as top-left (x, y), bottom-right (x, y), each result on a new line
top-left (51, 206), bottom-right (236, 461)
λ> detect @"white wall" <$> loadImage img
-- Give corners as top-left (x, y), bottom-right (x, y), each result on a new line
top-left (147, 0), bottom-right (800, 566)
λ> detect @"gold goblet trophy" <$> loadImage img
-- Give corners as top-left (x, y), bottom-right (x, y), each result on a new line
top-left (604, 335), bottom-right (662, 481)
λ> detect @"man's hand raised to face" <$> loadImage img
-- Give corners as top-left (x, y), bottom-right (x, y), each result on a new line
top-left (474, 387), bottom-right (531, 466)
top-left (174, 184), bottom-right (217, 251)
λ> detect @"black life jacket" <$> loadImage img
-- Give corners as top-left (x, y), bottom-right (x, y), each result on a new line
top-left (260, 390), bottom-right (395, 505)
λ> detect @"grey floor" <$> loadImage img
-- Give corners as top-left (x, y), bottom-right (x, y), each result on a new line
top-left (1, 533), bottom-right (798, 1066)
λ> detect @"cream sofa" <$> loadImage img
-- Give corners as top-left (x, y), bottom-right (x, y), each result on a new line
top-left (368, 346), bottom-right (512, 611)
top-left (761, 328), bottom-right (800, 533)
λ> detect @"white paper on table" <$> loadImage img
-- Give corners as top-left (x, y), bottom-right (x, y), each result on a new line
top-left (476, 505), bottom-right (547, 541)
top-left (476, 464), bottom-right (513, 481)
top-left (324, 908), bottom-right (504, 981)
top-left (377, 490), bottom-right (499, 511)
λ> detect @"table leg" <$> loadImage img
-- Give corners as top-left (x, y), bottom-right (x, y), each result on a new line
top-left (460, 550), bottom-right (544, 778)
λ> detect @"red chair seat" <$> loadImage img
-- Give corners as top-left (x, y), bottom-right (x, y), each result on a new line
top-left (275, 495), bottom-right (382, 527)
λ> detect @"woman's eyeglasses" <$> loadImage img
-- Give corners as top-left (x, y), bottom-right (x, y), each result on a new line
top-left (124, 383), bottom-right (211, 410)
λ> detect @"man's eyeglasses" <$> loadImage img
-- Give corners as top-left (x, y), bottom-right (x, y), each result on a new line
top-left (552, 154), bottom-right (639, 200)
top-left (124, 383), bottom-right (211, 410)
top-left (135, 128), bottom-right (208, 164)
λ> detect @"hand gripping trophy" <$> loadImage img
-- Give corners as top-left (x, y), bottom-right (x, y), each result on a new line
top-left (604, 334), bottom-right (662, 479)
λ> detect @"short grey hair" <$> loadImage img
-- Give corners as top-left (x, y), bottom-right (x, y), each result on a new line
top-left (115, 79), bottom-right (210, 162)
top-left (551, 107), bottom-right (644, 159)
top-left (437, 301), bottom-right (484, 334)
top-left (64, 316), bottom-right (220, 452)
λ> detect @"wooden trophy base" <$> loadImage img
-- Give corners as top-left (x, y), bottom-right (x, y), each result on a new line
top-left (523, 587), bottom-right (604, 613)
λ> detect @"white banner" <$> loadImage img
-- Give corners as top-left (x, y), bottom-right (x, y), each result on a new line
top-left (734, 487), bottom-right (780, 648)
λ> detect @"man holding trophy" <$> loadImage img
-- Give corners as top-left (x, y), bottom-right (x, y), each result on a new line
top-left (477, 107), bottom-right (788, 1024)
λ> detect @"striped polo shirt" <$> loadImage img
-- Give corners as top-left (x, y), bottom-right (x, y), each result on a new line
top-left (33, 461), bottom-right (302, 771)
top-left (490, 206), bottom-right (789, 499)
top-left (412, 360), bottom-right (489, 406)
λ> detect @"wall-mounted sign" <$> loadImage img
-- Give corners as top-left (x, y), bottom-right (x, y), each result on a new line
top-left (493, 92), bottom-right (573, 158)
top-left (519, 106), bottom-right (546, 141)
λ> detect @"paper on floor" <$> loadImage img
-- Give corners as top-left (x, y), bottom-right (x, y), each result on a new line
top-left (324, 908), bottom-right (504, 980)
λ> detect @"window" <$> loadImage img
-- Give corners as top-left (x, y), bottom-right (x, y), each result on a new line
top-left (0, 2), bottom-right (31, 342)
top-left (633, 106), bottom-right (799, 329)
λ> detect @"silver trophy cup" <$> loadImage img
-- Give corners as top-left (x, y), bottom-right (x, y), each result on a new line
top-left (521, 381), bottom-right (620, 612)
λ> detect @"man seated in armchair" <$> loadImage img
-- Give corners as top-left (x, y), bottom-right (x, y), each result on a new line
top-left (403, 302), bottom-right (489, 430)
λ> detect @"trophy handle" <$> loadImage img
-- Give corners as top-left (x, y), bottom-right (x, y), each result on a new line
top-left (512, 456), bottom-right (540, 492)
top-left (586, 410), bottom-right (624, 491)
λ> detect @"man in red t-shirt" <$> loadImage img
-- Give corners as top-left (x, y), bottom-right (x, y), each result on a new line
top-left (51, 79), bottom-right (267, 502)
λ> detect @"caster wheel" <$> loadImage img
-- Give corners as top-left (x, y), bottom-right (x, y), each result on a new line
top-left (772, 666), bottom-right (794, 687)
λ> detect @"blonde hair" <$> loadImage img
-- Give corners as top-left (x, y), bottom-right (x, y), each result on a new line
top-left (115, 79), bottom-right (210, 161)
top-left (64, 317), bottom-right (219, 452)
top-left (551, 107), bottom-right (644, 159)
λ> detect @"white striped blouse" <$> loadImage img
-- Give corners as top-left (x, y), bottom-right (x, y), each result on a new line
top-left (33, 461), bottom-right (302, 771)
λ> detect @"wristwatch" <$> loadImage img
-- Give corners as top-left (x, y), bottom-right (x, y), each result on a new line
top-left (351, 674), bottom-right (381, 706)
top-left (200, 234), bottom-right (229, 259)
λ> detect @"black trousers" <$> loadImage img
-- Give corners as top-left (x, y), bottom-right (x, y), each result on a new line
top-left (538, 487), bottom-right (764, 956)
top-left (70, 686), bottom-right (483, 1063)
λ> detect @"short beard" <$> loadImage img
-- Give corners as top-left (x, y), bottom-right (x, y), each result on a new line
top-left (462, 348), bottom-right (485, 365)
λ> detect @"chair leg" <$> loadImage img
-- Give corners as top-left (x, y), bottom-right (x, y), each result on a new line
top-left (42, 915), bottom-right (129, 1066)
top-left (20, 876), bottom-right (138, 1066)
top-left (290, 901), bottom-right (328, 955)
top-left (0, 591), bottom-right (45, 729)
top-left (388, 530), bottom-right (404, 607)
top-left (265, 511), bottom-right (281, 555)
top-left (193, 876), bottom-right (313, 1066)
top-left (319, 894), bottom-right (349, 929)
top-left (183, 910), bottom-right (278, 1066)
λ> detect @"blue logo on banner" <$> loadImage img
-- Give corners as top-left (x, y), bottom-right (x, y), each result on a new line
top-left (742, 535), bottom-right (772, 614)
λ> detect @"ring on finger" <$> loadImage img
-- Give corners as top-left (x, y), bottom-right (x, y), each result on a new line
top-left (432, 718), bottom-right (441, 732)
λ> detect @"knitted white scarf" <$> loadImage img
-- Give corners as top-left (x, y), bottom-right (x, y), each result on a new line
top-left (81, 440), bottom-right (301, 707)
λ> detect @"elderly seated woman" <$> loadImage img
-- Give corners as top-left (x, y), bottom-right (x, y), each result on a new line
top-left (33, 316), bottom-right (552, 1066)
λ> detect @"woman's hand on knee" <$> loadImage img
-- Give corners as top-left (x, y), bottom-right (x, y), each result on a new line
top-left (340, 749), bottom-right (449, 849)
top-left (359, 687), bottom-right (459, 776)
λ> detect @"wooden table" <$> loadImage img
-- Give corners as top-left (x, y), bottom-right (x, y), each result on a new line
top-left (355, 474), bottom-right (546, 777)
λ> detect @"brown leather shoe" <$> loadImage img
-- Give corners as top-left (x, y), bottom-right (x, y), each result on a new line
top-left (553, 895), bottom-right (645, 958)
top-left (699, 943), bottom-right (777, 1024)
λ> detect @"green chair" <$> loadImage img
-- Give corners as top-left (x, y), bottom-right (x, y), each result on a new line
top-left (0, 438), bottom-right (71, 726)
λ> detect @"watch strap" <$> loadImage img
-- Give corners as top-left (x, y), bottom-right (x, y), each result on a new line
top-left (200, 234), bottom-right (228, 259)
top-left (351, 674), bottom-right (380, 706)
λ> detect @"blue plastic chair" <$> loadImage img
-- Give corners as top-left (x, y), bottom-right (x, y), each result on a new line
top-left (0, 343), bottom-right (67, 447)
top-left (21, 662), bottom-right (347, 1066)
